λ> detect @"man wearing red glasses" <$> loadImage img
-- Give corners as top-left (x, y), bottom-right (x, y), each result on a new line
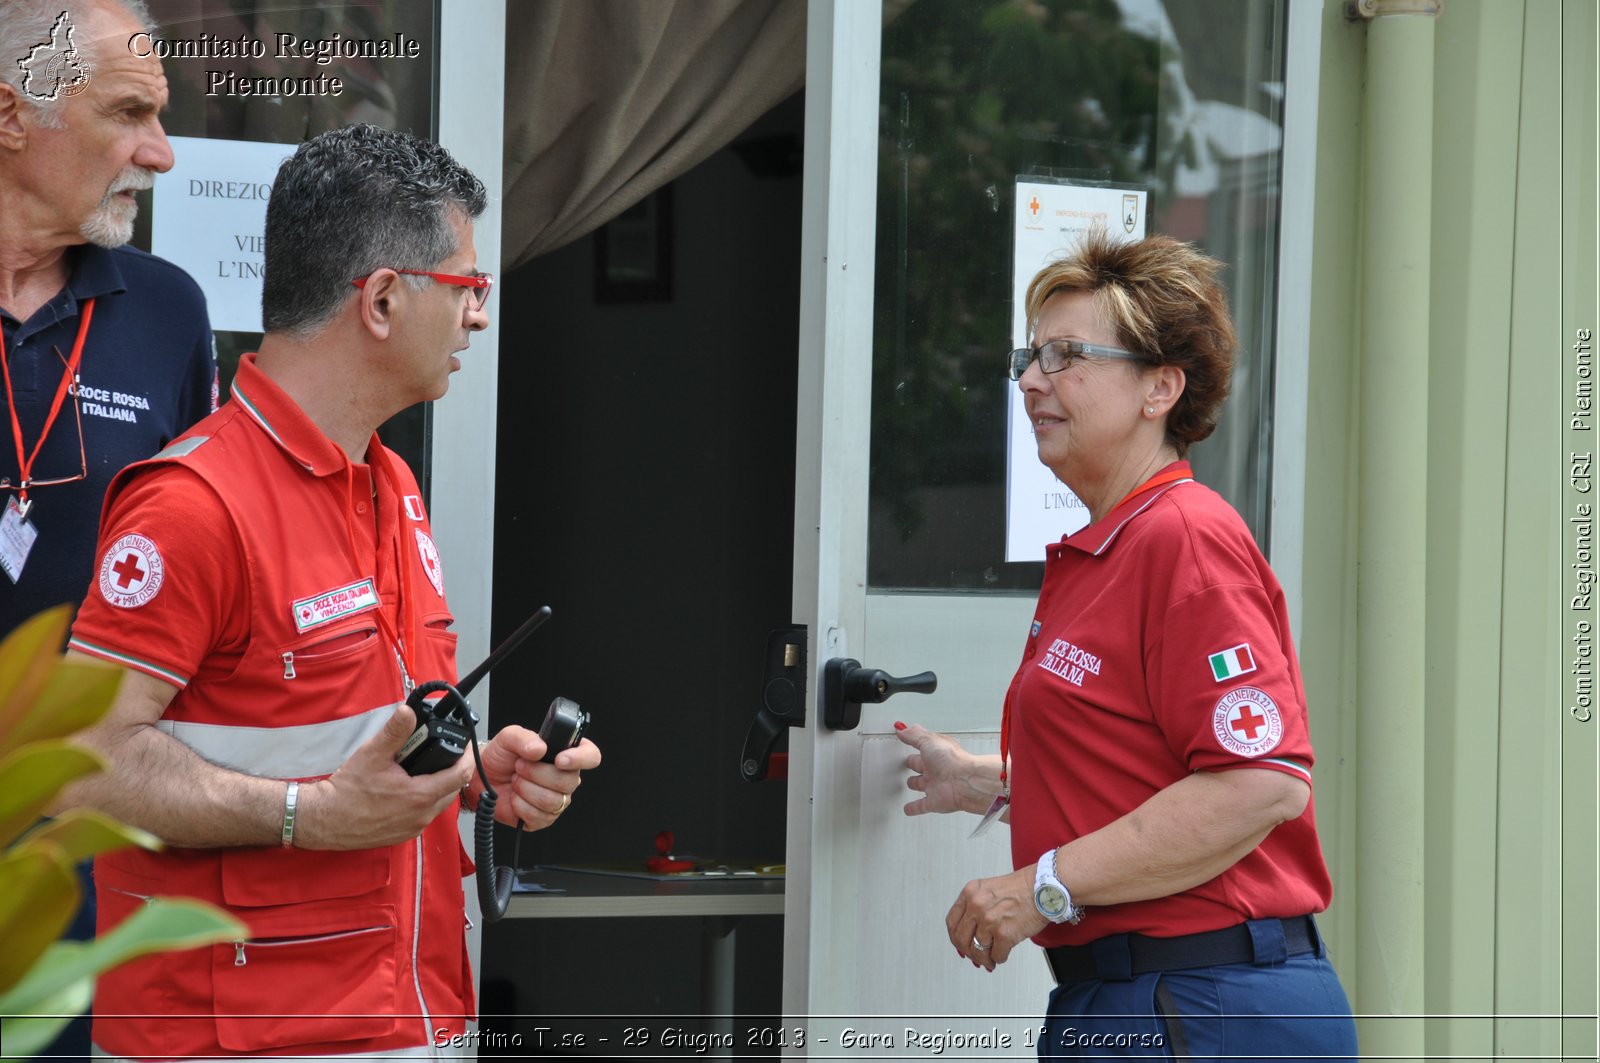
top-left (62, 124), bottom-right (600, 1061)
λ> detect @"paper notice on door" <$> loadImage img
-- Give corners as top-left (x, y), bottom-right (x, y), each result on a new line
top-left (152, 137), bottom-right (298, 334)
top-left (1005, 180), bottom-right (1147, 561)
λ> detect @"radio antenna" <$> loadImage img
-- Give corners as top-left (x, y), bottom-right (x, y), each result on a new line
top-left (456, 605), bottom-right (552, 697)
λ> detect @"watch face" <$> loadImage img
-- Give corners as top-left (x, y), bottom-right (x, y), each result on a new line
top-left (1035, 883), bottom-right (1069, 917)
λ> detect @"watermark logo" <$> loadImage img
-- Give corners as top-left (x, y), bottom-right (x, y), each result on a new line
top-left (16, 11), bottom-right (93, 102)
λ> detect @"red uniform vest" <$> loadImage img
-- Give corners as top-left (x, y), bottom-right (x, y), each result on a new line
top-left (73, 356), bottom-right (474, 1060)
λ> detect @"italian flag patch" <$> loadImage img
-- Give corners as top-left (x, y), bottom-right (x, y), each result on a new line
top-left (1208, 643), bottom-right (1257, 682)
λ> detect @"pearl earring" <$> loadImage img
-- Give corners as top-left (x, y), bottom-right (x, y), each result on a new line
top-left (1146, 406), bottom-right (1155, 415)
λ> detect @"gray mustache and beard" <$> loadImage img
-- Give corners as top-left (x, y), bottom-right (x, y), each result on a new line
top-left (80, 166), bottom-right (156, 248)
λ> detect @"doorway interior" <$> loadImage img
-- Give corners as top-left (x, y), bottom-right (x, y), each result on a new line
top-left (481, 90), bottom-right (805, 1044)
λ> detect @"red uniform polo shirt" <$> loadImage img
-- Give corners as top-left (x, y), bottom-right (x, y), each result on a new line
top-left (1007, 462), bottom-right (1333, 946)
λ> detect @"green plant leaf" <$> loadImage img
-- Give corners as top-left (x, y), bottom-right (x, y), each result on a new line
top-left (0, 844), bottom-right (78, 996)
top-left (0, 899), bottom-right (244, 1015)
top-left (0, 658), bottom-right (121, 761)
top-left (0, 741), bottom-right (105, 850)
top-left (14, 808), bottom-right (160, 863)
top-left (0, 606), bottom-right (72, 743)
top-left (0, 974), bottom-right (90, 1060)
top-left (0, 608), bottom-right (240, 1047)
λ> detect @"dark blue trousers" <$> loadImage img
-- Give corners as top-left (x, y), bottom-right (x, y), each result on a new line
top-left (1039, 918), bottom-right (1357, 1061)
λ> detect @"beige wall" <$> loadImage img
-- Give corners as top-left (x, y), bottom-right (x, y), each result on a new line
top-left (1298, 0), bottom-right (1598, 1055)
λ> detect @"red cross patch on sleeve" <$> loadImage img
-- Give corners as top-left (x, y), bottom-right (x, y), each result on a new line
top-left (1212, 686), bottom-right (1284, 757)
top-left (414, 528), bottom-right (444, 596)
top-left (98, 533), bottom-right (165, 609)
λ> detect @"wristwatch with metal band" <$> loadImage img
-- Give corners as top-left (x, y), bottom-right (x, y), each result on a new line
top-left (1033, 848), bottom-right (1084, 924)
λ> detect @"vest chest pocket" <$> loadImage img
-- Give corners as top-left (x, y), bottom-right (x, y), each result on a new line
top-left (416, 610), bottom-right (457, 682)
top-left (279, 623), bottom-right (380, 682)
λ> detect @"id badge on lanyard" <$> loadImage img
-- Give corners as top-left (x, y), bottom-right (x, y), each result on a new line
top-left (0, 299), bottom-right (97, 583)
top-left (969, 793), bottom-right (1009, 838)
top-left (0, 496), bottom-right (39, 583)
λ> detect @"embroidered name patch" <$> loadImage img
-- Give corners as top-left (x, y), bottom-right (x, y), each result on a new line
top-left (98, 533), bottom-right (164, 608)
top-left (1037, 637), bottom-right (1103, 688)
top-left (1212, 686), bottom-right (1284, 756)
top-left (414, 528), bottom-right (444, 596)
top-left (292, 578), bottom-right (378, 633)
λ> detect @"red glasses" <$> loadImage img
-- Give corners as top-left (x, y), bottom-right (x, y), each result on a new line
top-left (352, 269), bottom-right (493, 309)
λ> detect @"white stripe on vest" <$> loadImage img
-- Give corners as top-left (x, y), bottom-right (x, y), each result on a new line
top-left (156, 702), bottom-right (400, 778)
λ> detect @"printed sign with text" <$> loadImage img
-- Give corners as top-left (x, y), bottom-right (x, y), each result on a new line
top-left (152, 136), bottom-right (297, 334)
top-left (1006, 180), bottom-right (1147, 561)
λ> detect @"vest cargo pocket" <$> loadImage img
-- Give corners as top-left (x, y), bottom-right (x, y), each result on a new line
top-left (417, 612), bottom-right (457, 681)
top-left (213, 920), bottom-right (399, 1051)
top-left (220, 842), bottom-right (392, 908)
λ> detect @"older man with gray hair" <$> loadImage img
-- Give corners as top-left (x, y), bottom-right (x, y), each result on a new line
top-left (0, 0), bottom-right (216, 627)
top-left (2, 3), bottom-right (215, 1058)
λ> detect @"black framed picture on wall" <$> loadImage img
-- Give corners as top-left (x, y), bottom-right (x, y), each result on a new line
top-left (594, 186), bottom-right (674, 303)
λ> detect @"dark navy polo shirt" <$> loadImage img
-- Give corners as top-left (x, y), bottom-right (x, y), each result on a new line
top-left (1, 243), bottom-right (216, 636)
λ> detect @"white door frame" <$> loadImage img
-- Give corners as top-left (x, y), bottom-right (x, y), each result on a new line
top-left (432, 0), bottom-right (506, 991)
top-left (783, 0), bottom-right (884, 1023)
top-left (1268, 0), bottom-right (1323, 635)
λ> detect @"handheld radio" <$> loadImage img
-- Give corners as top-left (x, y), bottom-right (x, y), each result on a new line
top-left (396, 605), bottom-right (589, 921)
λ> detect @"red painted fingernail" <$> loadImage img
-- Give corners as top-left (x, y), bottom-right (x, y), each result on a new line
top-left (894, 721), bottom-right (907, 731)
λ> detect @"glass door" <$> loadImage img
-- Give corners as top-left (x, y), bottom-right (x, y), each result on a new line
top-left (785, 0), bottom-right (1292, 1042)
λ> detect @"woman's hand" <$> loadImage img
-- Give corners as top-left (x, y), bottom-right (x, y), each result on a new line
top-left (895, 722), bottom-right (1005, 817)
top-left (944, 866), bottom-right (1047, 972)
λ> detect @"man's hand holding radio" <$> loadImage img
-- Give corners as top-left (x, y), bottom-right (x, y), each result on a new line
top-left (295, 704), bottom-right (476, 850)
top-left (471, 724), bottom-right (602, 830)
top-left (298, 707), bottom-right (601, 847)
top-left (63, 660), bottom-right (600, 851)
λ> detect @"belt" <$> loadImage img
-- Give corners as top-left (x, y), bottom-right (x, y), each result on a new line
top-left (1044, 915), bottom-right (1318, 984)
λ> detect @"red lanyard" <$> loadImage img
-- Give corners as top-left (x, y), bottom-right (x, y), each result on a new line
top-left (1000, 684), bottom-right (1017, 791)
top-left (0, 297), bottom-right (95, 506)
top-left (1105, 464), bottom-right (1191, 514)
top-left (998, 462), bottom-right (1191, 788)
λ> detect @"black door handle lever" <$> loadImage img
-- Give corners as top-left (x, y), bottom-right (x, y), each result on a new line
top-left (822, 658), bottom-right (937, 731)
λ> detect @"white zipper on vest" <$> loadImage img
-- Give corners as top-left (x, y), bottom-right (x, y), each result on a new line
top-left (408, 834), bottom-right (435, 1052)
top-left (230, 924), bottom-right (394, 967)
top-left (282, 652), bottom-right (296, 679)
